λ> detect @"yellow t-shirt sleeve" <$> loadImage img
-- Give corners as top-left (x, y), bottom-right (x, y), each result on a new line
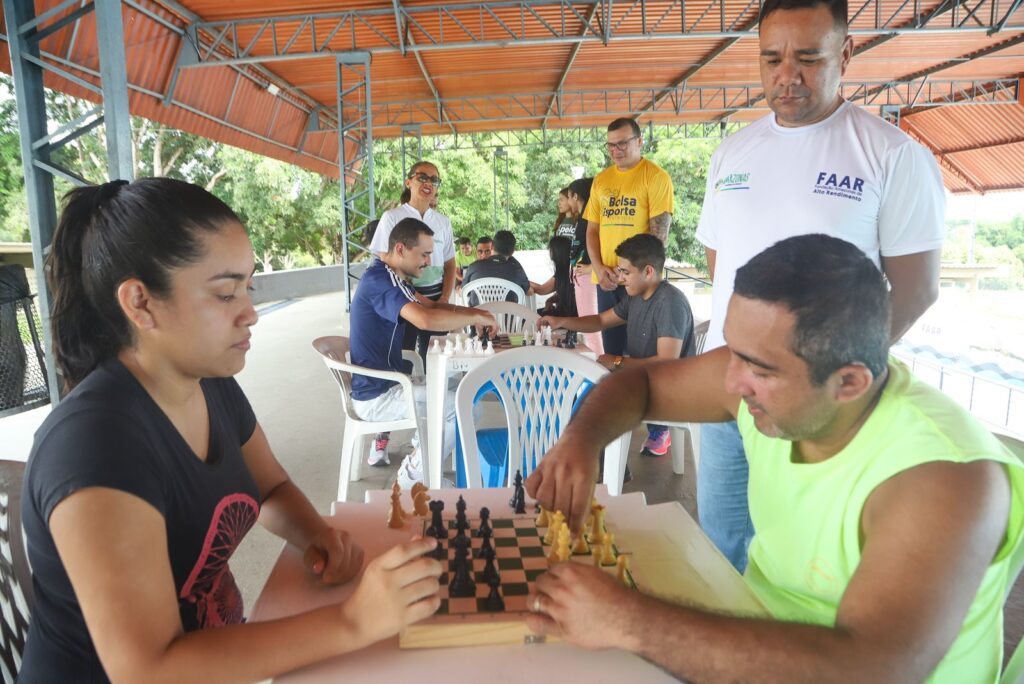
top-left (648, 167), bottom-right (674, 219)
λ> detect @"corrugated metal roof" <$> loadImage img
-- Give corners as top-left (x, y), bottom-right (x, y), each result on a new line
top-left (1, 0), bottom-right (1022, 192)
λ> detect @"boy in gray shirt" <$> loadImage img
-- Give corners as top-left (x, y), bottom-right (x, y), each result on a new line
top-left (539, 233), bottom-right (695, 455)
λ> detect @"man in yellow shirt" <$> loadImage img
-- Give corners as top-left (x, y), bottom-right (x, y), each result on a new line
top-left (584, 118), bottom-right (674, 360)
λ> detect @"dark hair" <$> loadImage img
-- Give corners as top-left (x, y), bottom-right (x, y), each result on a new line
top-left (733, 234), bottom-right (889, 385)
top-left (493, 230), bottom-right (516, 256)
top-left (388, 217), bottom-right (433, 252)
top-left (457, 236), bottom-right (472, 246)
top-left (568, 177), bottom-right (593, 210)
top-left (615, 233), bottom-right (666, 273)
top-left (476, 236), bottom-right (493, 246)
top-left (760, 0), bottom-right (848, 30)
top-left (553, 186), bottom-right (573, 233)
top-left (547, 236), bottom-right (578, 317)
top-left (608, 118), bottom-right (641, 138)
top-left (47, 178), bottom-right (242, 390)
top-left (399, 187), bottom-right (411, 204)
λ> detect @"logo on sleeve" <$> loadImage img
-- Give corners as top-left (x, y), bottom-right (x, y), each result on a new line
top-left (813, 172), bottom-right (864, 202)
top-left (714, 173), bottom-right (750, 192)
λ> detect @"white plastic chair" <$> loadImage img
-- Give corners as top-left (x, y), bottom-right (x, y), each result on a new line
top-left (478, 301), bottom-right (539, 335)
top-left (312, 336), bottom-right (424, 502)
top-left (454, 346), bottom-right (632, 494)
top-left (647, 318), bottom-right (711, 476)
top-left (462, 277), bottom-right (527, 307)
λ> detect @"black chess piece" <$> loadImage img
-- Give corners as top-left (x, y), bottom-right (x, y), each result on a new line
top-left (429, 538), bottom-right (445, 561)
top-left (427, 499), bottom-right (447, 540)
top-left (475, 525), bottom-right (494, 559)
top-left (448, 535), bottom-right (476, 598)
top-left (475, 507), bottom-right (491, 536)
top-left (511, 471), bottom-right (527, 514)
top-left (509, 471), bottom-right (524, 508)
top-left (480, 553), bottom-right (499, 584)
top-left (483, 574), bottom-right (505, 612)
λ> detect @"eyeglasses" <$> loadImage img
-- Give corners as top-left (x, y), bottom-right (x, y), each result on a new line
top-left (605, 136), bottom-right (639, 152)
top-left (409, 172), bottom-right (442, 186)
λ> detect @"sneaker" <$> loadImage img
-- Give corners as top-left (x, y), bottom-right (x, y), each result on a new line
top-left (640, 429), bottom-right (671, 457)
top-left (396, 451), bottom-right (454, 489)
top-left (368, 433), bottom-right (390, 467)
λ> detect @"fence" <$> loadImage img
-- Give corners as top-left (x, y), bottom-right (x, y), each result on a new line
top-left (0, 265), bottom-right (48, 418)
top-left (891, 346), bottom-right (1023, 439)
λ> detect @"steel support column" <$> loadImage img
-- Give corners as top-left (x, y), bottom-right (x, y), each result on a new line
top-left (4, 0), bottom-right (136, 403)
top-left (337, 52), bottom-right (376, 311)
top-left (399, 124), bottom-right (423, 178)
top-left (4, 0), bottom-right (59, 405)
top-left (95, 0), bottom-right (134, 180)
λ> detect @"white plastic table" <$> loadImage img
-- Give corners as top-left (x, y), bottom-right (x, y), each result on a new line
top-left (249, 486), bottom-right (767, 682)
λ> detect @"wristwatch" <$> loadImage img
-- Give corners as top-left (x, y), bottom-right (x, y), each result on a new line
top-left (612, 355), bottom-right (624, 371)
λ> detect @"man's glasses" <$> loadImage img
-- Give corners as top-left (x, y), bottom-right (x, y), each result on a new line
top-left (605, 136), bottom-right (639, 152)
top-left (409, 172), bottom-right (442, 186)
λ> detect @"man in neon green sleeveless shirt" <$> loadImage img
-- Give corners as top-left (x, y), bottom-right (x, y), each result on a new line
top-left (524, 234), bottom-right (1024, 683)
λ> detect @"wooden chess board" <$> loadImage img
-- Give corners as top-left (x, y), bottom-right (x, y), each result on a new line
top-left (399, 513), bottom-right (634, 649)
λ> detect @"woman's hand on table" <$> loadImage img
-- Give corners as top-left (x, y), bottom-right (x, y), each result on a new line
top-left (340, 537), bottom-right (442, 645)
top-left (525, 563), bottom-right (634, 650)
top-left (303, 527), bottom-right (365, 585)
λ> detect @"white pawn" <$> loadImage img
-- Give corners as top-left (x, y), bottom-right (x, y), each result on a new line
top-left (534, 331), bottom-right (543, 346)
top-left (443, 338), bottom-right (454, 355)
top-left (463, 338), bottom-right (474, 355)
top-left (473, 339), bottom-right (483, 355)
top-left (430, 339), bottom-right (441, 354)
top-left (544, 326), bottom-right (553, 344)
top-left (484, 341), bottom-right (495, 355)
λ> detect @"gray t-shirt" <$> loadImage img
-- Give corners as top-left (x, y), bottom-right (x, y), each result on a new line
top-left (613, 281), bottom-right (695, 360)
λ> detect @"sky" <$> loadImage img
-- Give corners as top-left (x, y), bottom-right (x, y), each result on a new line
top-left (946, 190), bottom-right (1024, 223)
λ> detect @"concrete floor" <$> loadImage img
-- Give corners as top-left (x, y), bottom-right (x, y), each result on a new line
top-left (232, 291), bottom-right (1022, 670)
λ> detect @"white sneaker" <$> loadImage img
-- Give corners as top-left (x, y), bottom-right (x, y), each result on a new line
top-left (368, 435), bottom-right (390, 467)
top-left (396, 452), bottom-right (454, 489)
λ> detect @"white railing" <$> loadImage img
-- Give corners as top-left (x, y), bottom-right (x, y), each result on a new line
top-left (891, 348), bottom-right (1023, 438)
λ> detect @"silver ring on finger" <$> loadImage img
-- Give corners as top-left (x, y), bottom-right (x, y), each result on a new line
top-left (532, 596), bottom-right (542, 613)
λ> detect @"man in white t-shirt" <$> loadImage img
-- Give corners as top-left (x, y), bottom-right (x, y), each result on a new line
top-left (694, 0), bottom-right (945, 572)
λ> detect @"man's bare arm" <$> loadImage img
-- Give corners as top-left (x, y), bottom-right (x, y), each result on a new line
top-left (648, 212), bottom-right (671, 244)
top-left (881, 249), bottom-right (940, 343)
top-left (529, 459), bottom-right (1009, 683)
top-left (527, 348), bottom-right (737, 531)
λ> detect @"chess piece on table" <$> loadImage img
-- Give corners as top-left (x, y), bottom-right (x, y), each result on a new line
top-left (509, 470), bottom-right (527, 513)
top-left (616, 554), bottom-right (631, 586)
top-left (481, 552), bottom-right (499, 584)
top-left (599, 532), bottom-right (616, 566)
top-left (387, 484), bottom-right (407, 529)
top-left (476, 525), bottom-right (494, 559)
top-left (427, 499), bottom-right (447, 540)
top-left (449, 535), bottom-right (476, 598)
top-left (589, 504), bottom-right (606, 544)
top-left (483, 574), bottom-right (505, 612)
top-left (554, 523), bottom-right (571, 563)
top-left (411, 486), bottom-right (430, 517)
top-left (544, 510), bottom-right (565, 545)
top-left (430, 339), bottom-right (441, 354)
top-left (571, 533), bottom-right (590, 555)
top-left (476, 507), bottom-right (491, 536)
top-left (442, 338), bottom-right (454, 355)
top-left (485, 341), bottom-right (495, 355)
top-left (536, 505), bottom-right (550, 527)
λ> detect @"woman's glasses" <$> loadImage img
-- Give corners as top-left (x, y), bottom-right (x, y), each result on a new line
top-left (409, 172), bottom-right (442, 186)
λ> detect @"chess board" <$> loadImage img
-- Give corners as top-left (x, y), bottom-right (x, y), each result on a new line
top-left (399, 513), bottom-right (634, 649)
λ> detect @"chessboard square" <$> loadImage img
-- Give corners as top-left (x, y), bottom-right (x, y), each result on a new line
top-left (522, 557), bottom-right (550, 570)
top-left (447, 597), bottom-right (476, 613)
top-left (519, 546), bottom-right (545, 557)
top-left (514, 527), bottom-right (538, 538)
top-left (501, 570), bottom-right (527, 584)
top-left (436, 599), bottom-right (451, 615)
top-left (491, 519), bottom-right (514, 529)
top-left (494, 537), bottom-right (517, 547)
top-left (525, 568), bottom-right (547, 583)
top-left (491, 527), bottom-right (517, 538)
top-left (503, 582), bottom-right (530, 597)
top-left (495, 546), bottom-right (521, 559)
top-left (505, 595), bottom-right (529, 612)
top-left (496, 557), bottom-right (524, 571)
top-left (517, 535), bottom-right (542, 546)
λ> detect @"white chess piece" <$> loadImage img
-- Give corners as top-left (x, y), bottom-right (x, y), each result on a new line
top-left (535, 330), bottom-right (543, 346)
top-left (463, 338), bottom-right (474, 355)
top-left (430, 339), bottom-right (441, 354)
top-left (443, 339), bottom-right (454, 355)
top-left (473, 340), bottom-right (483, 355)
top-left (544, 326), bottom-right (553, 344)
top-left (485, 341), bottom-right (495, 355)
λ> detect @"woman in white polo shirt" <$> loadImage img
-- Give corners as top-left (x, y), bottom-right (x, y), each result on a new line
top-left (369, 160), bottom-right (456, 361)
